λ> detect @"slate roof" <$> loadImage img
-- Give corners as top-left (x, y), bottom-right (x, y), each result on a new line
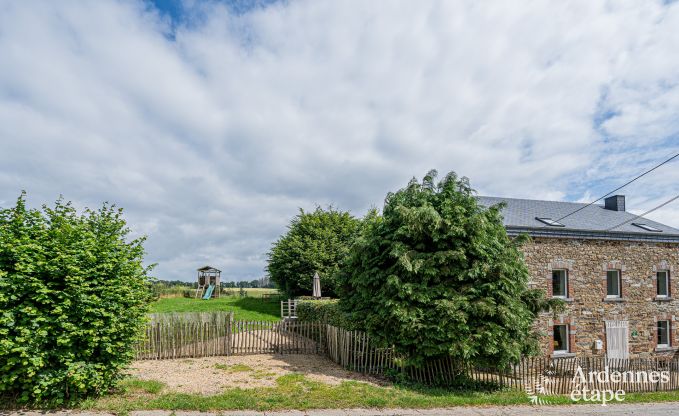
top-left (477, 196), bottom-right (679, 243)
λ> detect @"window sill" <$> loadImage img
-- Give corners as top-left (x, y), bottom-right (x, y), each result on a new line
top-left (552, 352), bottom-right (576, 358)
top-left (654, 297), bottom-right (673, 302)
top-left (552, 297), bottom-right (574, 302)
top-left (603, 297), bottom-right (626, 303)
top-left (655, 346), bottom-right (677, 353)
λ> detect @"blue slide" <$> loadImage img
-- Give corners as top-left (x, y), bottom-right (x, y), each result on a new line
top-left (202, 284), bottom-right (215, 300)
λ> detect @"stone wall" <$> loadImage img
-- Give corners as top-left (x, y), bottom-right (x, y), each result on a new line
top-left (521, 237), bottom-right (679, 358)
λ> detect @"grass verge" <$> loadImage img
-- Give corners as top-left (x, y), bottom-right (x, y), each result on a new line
top-left (73, 374), bottom-right (679, 412)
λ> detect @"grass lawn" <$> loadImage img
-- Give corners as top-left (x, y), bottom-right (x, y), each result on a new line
top-left (150, 296), bottom-right (280, 321)
top-left (76, 375), bottom-right (679, 412)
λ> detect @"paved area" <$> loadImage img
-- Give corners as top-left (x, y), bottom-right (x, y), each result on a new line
top-left (3, 404), bottom-right (679, 416)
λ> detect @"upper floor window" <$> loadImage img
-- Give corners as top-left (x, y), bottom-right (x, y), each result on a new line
top-left (607, 270), bottom-right (621, 298)
top-left (553, 324), bottom-right (569, 353)
top-left (657, 271), bottom-right (670, 298)
top-left (658, 320), bottom-right (671, 348)
top-left (552, 269), bottom-right (568, 298)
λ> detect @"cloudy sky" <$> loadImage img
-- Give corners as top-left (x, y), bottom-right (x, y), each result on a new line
top-left (2, 0), bottom-right (679, 282)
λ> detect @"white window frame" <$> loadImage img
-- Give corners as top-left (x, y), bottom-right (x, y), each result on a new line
top-left (606, 270), bottom-right (622, 298)
top-left (657, 320), bottom-right (671, 348)
top-left (552, 269), bottom-right (568, 299)
top-left (553, 324), bottom-right (569, 354)
top-left (657, 270), bottom-right (670, 298)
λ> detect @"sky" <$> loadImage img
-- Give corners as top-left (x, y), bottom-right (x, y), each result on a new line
top-left (1, 0), bottom-right (679, 282)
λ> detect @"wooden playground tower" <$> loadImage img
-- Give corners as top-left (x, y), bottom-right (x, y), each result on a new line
top-left (195, 266), bottom-right (221, 299)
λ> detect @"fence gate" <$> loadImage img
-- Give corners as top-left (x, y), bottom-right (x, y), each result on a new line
top-left (281, 299), bottom-right (298, 318)
top-left (230, 320), bottom-right (323, 355)
top-left (605, 320), bottom-right (629, 360)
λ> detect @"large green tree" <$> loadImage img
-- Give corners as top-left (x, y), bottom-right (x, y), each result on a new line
top-left (267, 206), bottom-right (361, 297)
top-left (338, 171), bottom-right (549, 368)
top-left (0, 194), bottom-right (153, 404)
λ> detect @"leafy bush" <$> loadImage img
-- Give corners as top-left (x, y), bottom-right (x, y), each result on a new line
top-left (0, 194), bottom-right (153, 404)
top-left (147, 282), bottom-right (161, 302)
top-left (267, 206), bottom-right (361, 297)
top-left (338, 171), bottom-right (547, 368)
top-left (295, 299), bottom-right (358, 329)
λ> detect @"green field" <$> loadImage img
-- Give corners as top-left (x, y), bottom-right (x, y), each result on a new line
top-left (149, 296), bottom-right (281, 321)
top-left (158, 287), bottom-right (280, 298)
top-left (220, 288), bottom-right (280, 298)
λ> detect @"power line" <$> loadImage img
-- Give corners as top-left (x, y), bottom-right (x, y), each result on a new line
top-left (553, 151), bottom-right (679, 223)
top-left (606, 193), bottom-right (679, 231)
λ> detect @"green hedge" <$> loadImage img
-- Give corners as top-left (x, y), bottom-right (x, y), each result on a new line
top-left (296, 299), bottom-right (358, 330)
top-left (0, 194), bottom-right (153, 404)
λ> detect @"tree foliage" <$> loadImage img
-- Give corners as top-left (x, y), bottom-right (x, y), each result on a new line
top-left (338, 171), bottom-right (547, 368)
top-left (267, 206), bottom-right (361, 298)
top-left (0, 193), bottom-right (153, 404)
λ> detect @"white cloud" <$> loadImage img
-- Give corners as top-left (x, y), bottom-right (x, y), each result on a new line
top-left (1, 0), bottom-right (679, 281)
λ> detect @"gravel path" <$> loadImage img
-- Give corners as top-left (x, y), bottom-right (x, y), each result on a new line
top-left (129, 354), bottom-right (386, 395)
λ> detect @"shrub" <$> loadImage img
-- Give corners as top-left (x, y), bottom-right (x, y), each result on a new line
top-left (0, 193), bottom-right (154, 404)
top-left (147, 282), bottom-right (161, 302)
top-left (338, 170), bottom-right (549, 368)
top-left (295, 299), bottom-right (358, 329)
top-left (267, 206), bottom-right (361, 297)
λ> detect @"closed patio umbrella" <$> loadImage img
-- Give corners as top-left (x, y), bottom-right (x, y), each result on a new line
top-left (312, 272), bottom-right (321, 298)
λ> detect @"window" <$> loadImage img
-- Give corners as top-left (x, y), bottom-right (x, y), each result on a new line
top-left (657, 271), bottom-right (670, 298)
top-left (553, 324), bottom-right (569, 353)
top-left (657, 321), bottom-right (671, 348)
top-left (552, 269), bottom-right (568, 298)
top-left (632, 223), bottom-right (662, 232)
top-left (536, 217), bottom-right (565, 227)
top-left (606, 270), bottom-right (621, 298)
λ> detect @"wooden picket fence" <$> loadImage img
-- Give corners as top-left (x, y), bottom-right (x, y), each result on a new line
top-left (134, 312), bottom-right (234, 359)
top-left (135, 314), bottom-right (324, 359)
top-left (324, 325), bottom-right (679, 393)
top-left (231, 320), bottom-right (324, 355)
top-left (325, 325), bottom-right (401, 375)
top-left (135, 316), bottom-right (679, 394)
top-left (379, 353), bottom-right (679, 394)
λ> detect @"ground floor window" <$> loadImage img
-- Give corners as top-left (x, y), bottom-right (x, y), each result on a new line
top-left (658, 321), bottom-right (671, 348)
top-left (657, 271), bottom-right (670, 297)
top-left (553, 324), bottom-right (569, 353)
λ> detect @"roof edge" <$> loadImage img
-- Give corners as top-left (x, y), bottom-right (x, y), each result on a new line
top-left (506, 226), bottom-right (679, 243)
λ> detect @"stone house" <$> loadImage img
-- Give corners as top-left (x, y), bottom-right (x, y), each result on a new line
top-left (479, 195), bottom-right (679, 359)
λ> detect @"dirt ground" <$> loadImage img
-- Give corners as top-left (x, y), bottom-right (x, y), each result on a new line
top-left (128, 354), bottom-right (387, 395)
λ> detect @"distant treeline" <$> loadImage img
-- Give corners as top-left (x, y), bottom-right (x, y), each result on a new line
top-left (153, 276), bottom-right (276, 289)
